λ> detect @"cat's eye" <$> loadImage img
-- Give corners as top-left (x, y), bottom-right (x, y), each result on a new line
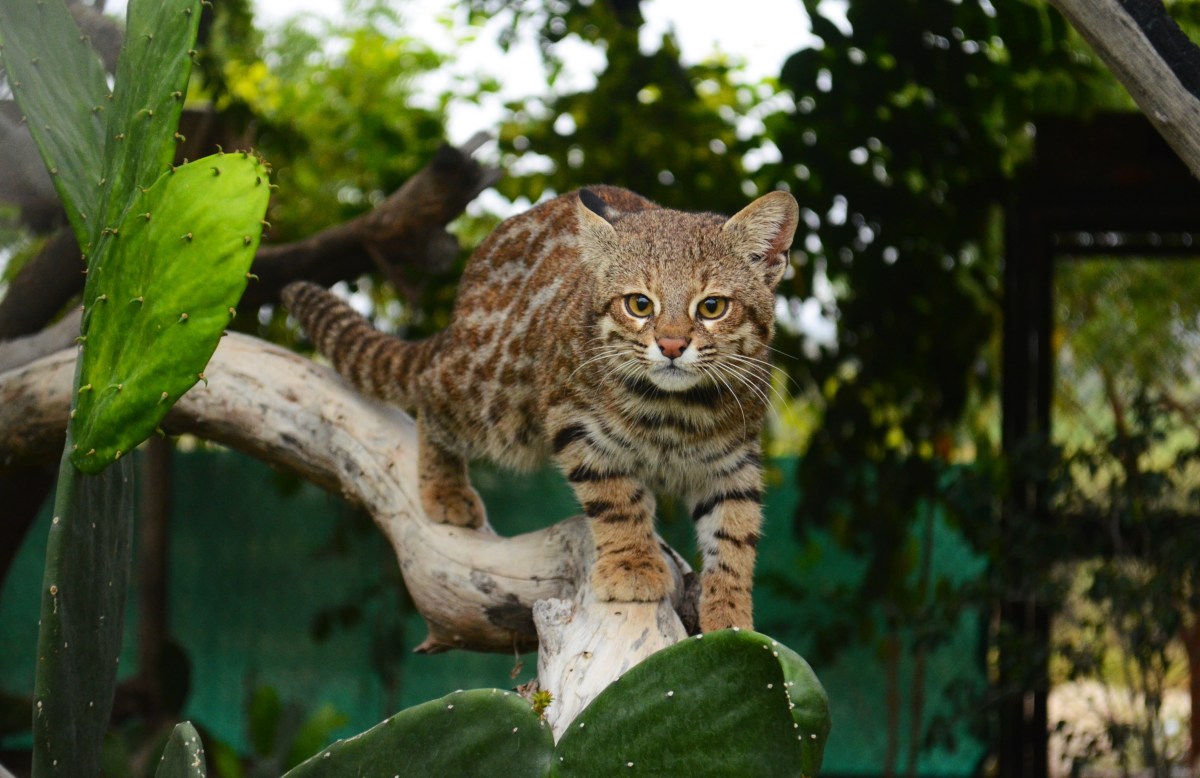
top-left (697, 296), bottom-right (729, 320)
top-left (624, 294), bottom-right (654, 318)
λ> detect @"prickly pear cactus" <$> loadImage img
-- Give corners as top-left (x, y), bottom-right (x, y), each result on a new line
top-left (70, 152), bottom-right (269, 471)
top-left (553, 629), bottom-right (830, 777)
top-left (0, 0), bottom-right (269, 774)
top-left (155, 722), bottom-right (208, 778)
top-left (283, 689), bottom-right (554, 778)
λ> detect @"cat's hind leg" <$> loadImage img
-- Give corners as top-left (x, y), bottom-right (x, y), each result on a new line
top-left (417, 417), bottom-right (487, 529)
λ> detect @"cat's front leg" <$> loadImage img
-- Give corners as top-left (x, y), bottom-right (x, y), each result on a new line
top-left (691, 455), bottom-right (764, 631)
top-left (553, 429), bottom-right (672, 602)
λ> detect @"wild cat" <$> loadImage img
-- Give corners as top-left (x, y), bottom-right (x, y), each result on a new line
top-left (282, 185), bottom-right (798, 631)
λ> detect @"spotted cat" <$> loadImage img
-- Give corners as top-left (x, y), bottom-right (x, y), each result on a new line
top-left (282, 185), bottom-right (798, 631)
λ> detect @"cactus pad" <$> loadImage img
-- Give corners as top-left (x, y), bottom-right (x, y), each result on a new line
top-left (553, 630), bottom-right (831, 777)
top-left (155, 722), bottom-right (208, 778)
top-left (70, 153), bottom-right (270, 472)
top-left (283, 689), bottom-right (554, 778)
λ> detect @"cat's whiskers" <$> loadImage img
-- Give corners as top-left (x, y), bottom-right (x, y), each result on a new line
top-left (723, 352), bottom-right (807, 399)
top-left (569, 347), bottom-right (626, 381)
top-left (699, 363), bottom-right (748, 438)
top-left (711, 361), bottom-right (770, 408)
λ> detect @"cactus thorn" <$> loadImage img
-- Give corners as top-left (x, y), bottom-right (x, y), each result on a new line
top-left (268, 183), bottom-right (280, 191)
top-left (142, 212), bottom-right (151, 221)
top-left (183, 6), bottom-right (192, 13)
top-left (97, 177), bottom-right (106, 188)
top-left (187, 48), bottom-right (198, 57)
top-left (159, 392), bottom-right (169, 404)
top-left (179, 312), bottom-right (190, 322)
top-left (198, 372), bottom-right (208, 385)
top-left (132, 296), bottom-right (144, 304)
top-left (173, 132), bottom-right (186, 142)
top-left (228, 306), bottom-right (237, 317)
top-left (50, 167), bottom-right (58, 175)
top-left (30, 57), bottom-right (39, 65)
top-left (156, 427), bottom-right (166, 437)
top-left (115, 450), bottom-right (123, 460)
top-left (85, 449), bottom-right (96, 457)
top-left (261, 219), bottom-right (272, 230)
top-left (115, 133), bottom-right (125, 141)
top-left (243, 235), bottom-right (252, 245)
top-left (245, 272), bottom-right (260, 282)
top-left (97, 293), bottom-right (108, 302)
top-left (143, 32), bottom-right (154, 41)
top-left (91, 105), bottom-right (102, 113)
top-left (181, 232), bottom-right (194, 242)
top-left (78, 384), bottom-right (93, 394)
top-left (172, 91), bottom-right (184, 100)
top-left (116, 384), bottom-right (123, 392)
top-left (75, 336), bottom-right (86, 343)
top-left (216, 144), bottom-right (224, 154)
top-left (69, 409), bottom-right (76, 419)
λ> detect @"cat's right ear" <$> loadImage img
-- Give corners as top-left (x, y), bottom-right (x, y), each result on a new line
top-left (576, 188), bottom-right (619, 268)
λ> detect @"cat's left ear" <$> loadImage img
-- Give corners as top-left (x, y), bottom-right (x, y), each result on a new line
top-left (722, 190), bottom-right (799, 289)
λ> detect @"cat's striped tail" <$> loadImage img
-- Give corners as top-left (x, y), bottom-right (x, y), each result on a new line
top-left (280, 281), bottom-right (439, 408)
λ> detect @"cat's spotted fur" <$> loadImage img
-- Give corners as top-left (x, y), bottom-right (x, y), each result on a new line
top-left (282, 185), bottom-right (798, 631)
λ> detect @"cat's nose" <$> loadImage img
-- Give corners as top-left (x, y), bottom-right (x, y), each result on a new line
top-left (657, 337), bottom-right (690, 360)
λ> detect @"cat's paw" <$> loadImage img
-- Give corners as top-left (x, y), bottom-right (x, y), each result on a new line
top-left (592, 554), bottom-right (673, 602)
top-left (420, 483), bottom-right (488, 530)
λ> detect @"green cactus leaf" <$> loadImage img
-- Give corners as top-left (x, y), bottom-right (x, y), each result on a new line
top-left (282, 690), bottom-right (554, 778)
top-left (0, 0), bottom-right (108, 245)
top-left (155, 722), bottom-right (208, 778)
top-left (69, 153), bottom-right (270, 472)
top-left (97, 0), bottom-right (202, 241)
top-left (553, 630), bottom-right (830, 778)
top-left (32, 450), bottom-right (134, 775)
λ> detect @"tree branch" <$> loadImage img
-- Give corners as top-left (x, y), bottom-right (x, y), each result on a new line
top-left (1049, 0), bottom-right (1200, 179)
top-left (0, 133), bottom-right (501, 339)
top-left (0, 334), bottom-right (694, 732)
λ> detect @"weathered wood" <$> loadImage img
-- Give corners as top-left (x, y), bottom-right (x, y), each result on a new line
top-left (0, 333), bottom-right (694, 723)
top-left (1050, 0), bottom-right (1200, 180)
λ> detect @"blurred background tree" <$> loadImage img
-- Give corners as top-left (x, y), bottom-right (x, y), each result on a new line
top-left (4, 0), bottom-right (1200, 774)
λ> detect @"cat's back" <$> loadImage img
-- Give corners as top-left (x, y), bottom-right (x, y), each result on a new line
top-left (455, 185), bottom-right (657, 304)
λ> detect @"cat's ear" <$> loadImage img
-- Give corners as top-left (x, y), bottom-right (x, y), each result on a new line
top-left (722, 190), bottom-right (799, 288)
top-left (576, 188), bottom-right (619, 268)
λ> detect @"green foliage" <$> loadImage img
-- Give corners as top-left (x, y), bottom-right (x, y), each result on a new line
top-left (218, 0), bottom-right (449, 243)
top-left (31, 452), bottom-right (134, 776)
top-left (157, 722), bottom-right (208, 778)
top-left (493, 2), bottom-right (770, 215)
top-left (70, 152), bottom-right (269, 471)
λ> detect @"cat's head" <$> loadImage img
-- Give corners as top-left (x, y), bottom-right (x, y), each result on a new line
top-left (575, 188), bottom-right (798, 394)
